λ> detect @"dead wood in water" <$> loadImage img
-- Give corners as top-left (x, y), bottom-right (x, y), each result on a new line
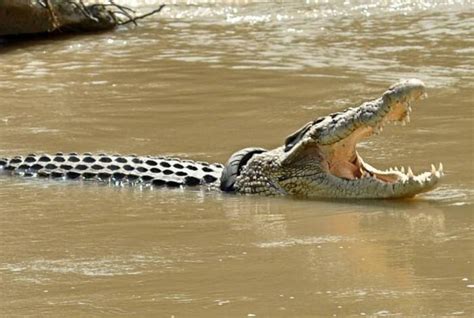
top-left (118, 4), bottom-right (166, 26)
top-left (0, 0), bottom-right (166, 38)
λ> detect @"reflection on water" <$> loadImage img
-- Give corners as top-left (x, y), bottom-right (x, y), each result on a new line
top-left (1, 0), bottom-right (473, 317)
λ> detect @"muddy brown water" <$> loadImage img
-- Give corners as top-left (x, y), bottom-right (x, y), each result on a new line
top-left (1, 1), bottom-right (473, 317)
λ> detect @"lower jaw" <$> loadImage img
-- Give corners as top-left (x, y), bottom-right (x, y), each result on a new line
top-left (327, 154), bottom-right (443, 198)
top-left (357, 154), bottom-right (403, 183)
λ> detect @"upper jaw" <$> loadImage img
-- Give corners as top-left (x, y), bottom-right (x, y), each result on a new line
top-left (281, 79), bottom-right (427, 167)
top-left (314, 79), bottom-right (427, 145)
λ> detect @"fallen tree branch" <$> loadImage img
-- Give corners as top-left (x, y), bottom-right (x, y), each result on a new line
top-left (118, 4), bottom-right (166, 25)
top-left (1, 0), bottom-right (166, 37)
top-left (66, 1), bottom-right (100, 22)
top-left (67, 1), bottom-right (165, 27)
top-left (44, 0), bottom-right (61, 31)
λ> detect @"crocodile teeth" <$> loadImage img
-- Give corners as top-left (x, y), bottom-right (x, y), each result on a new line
top-left (431, 164), bottom-right (436, 174)
top-left (438, 162), bottom-right (444, 176)
top-left (406, 114), bottom-right (410, 123)
top-left (401, 166), bottom-right (405, 174)
top-left (407, 167), bottom-right (414, 178)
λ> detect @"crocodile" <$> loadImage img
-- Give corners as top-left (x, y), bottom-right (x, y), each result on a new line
top-left (0, 79), bottom-right (444, 199)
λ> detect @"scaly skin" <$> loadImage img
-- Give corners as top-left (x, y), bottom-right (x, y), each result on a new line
top-left (0, 154), bottom-right (224, 188)
top-left (234, 79), bottom-right (444, 198)
top-left (0, 79), bottom-right (443, 199)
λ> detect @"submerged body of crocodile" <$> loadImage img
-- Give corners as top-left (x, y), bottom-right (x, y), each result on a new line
top-left (0, 79), bottom-right (444, 199)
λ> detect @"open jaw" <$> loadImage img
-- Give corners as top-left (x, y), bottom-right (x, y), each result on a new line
top-left (318, 79), bottom-right (444, 198)
top-left (279, 79), bottom-right (444, 199)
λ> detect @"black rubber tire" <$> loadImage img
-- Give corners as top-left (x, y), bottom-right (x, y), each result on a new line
top-left (219, 147), bottom-right (267, 192)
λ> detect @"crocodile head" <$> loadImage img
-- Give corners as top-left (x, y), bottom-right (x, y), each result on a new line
top-left (235, 79), bottom-right (444, 199)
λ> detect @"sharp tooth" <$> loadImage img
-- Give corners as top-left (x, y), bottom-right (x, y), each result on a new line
top-left (431, 164), bottom-right (436, 174)
top-left (401, 166), bottom-right (405, 174)
top-left (408, 105), bottom-right (412, 112)
top-left (406, 114), bottom-right (410, 123)
top-left (407, 167), bottom-right (414, 178)
top-left (438, 162), bottom-right (443, 172)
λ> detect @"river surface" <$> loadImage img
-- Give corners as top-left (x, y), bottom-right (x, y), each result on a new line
top-left (1, 0), bottom-right (473, 317)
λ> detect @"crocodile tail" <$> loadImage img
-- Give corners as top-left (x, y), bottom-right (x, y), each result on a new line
top-left (0, 157), bottom-right (7, 168)
top-left (0, 153), bottom-right (224, 188)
